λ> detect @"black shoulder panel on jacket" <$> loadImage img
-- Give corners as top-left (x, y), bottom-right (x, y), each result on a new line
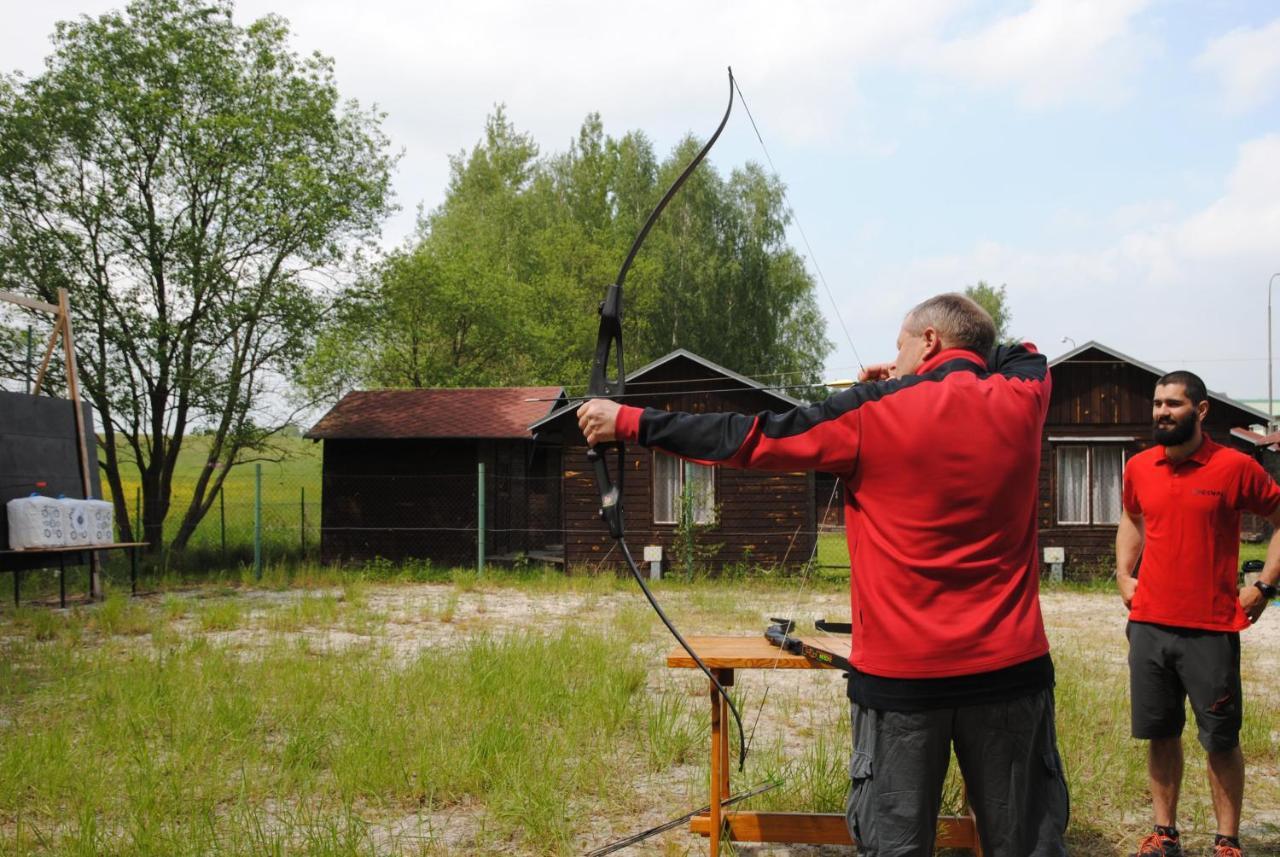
top-left (637, 357), bottom-right (993, 462)
top-left (987, 344), bottom-right (1048, 382)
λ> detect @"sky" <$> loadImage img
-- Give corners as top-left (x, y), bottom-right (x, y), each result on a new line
top-left (4, 0), bottom-right (1280, 403)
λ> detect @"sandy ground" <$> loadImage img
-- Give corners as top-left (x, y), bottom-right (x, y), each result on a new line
top-left (7, 583), bottom-right (1277, 855)
top-left (188, 584), bottom-right (1279, 856)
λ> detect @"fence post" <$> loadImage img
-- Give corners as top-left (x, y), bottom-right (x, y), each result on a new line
top-left (477, 461), bottom-right (485, 573)
top-left (254, 463), bottom-right (262, 580)
top-left (134, 486), bottom-right (141, 543)
top-left (300, 486), bottom-right (306, 559)
top-left (24, 326), bottom-right (33, 394)
top-left (220, 486), bottom-right (226, 562)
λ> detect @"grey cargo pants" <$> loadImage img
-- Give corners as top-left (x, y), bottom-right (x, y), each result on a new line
top-left (845, 688), bottom-right (1068, 857)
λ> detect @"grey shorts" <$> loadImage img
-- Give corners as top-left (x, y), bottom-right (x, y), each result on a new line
top-left (1127, 620), bottom-right (1242, 753)
top-left (845, 689), bottom-right (1068, 857)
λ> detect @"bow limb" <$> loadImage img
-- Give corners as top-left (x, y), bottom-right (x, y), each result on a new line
top-left (614, 67), bottom-right (736, 289)
top-left (585, 67), bottom-right (747, 771)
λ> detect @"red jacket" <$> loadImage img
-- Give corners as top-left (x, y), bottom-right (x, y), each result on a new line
top-left (617, 344), bottom-right (1052, 678)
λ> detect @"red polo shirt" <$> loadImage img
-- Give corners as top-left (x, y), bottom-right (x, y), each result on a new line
top-left (1123, 434), bottom-right (1280, 632)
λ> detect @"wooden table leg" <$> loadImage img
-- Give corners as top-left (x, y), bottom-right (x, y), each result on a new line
top-left (709, 675), bottom-right (722, 856)
top-left (965, 784), bottom-right (983, 857)
top-left (707, 668), bottom-right (735, 855)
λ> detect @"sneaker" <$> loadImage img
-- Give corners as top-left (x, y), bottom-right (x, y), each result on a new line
top-left (1213, 842), bottom-right (1243, 857)
top-left (1134, 830), bottom-right (1183, 857)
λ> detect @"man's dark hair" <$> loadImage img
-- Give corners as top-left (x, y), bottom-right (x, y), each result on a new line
top-left (904, 293), bottom-right (997, 358)
top-left (1156, 370), bottom-right (1208, 405)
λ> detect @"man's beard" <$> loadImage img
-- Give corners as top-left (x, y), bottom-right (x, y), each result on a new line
top-left (1153, 412), bottom-right (1196, 446)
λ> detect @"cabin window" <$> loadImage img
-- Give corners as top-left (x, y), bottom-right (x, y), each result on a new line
top-left (1056, 445), bottom-right (1123, 525)
top-left (653, 453), bottom-right (716, 525)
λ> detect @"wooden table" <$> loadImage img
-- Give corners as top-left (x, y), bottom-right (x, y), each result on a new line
top-left (0, 542), bottom-right (148, 607)
top-left (668, 635), bottom-right (982, 855)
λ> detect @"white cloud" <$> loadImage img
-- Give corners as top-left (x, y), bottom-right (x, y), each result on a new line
top-left (1174, 135), bottom-right (1280, 259)
top-left (3, 0), bottom-right (1164, 249)
top-left (226, 0), bottom-right (966, 237)
top-left (882, 134), bottom-right (1280, 397)
top-left (919, 0), bottom-right (1155, 107)
top-left (1195, 17), bottom-right (1280, 113)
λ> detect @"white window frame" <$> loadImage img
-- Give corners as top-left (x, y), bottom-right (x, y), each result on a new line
top-left (652, 453), bottom-right (716, 526)
top-left (1055, 441), bottom-right (1127, 526)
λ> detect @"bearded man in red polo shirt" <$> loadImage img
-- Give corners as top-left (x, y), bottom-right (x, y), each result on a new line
top-left (1117, 370), bottom-right (1280, 857)
top-left (579, 293), bottom-right (1068, 857)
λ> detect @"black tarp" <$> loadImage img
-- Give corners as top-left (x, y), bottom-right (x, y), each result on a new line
top-left (0, 390), bottom-right (102, 570)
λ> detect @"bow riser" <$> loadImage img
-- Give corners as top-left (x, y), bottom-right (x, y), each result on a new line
top-left (587, 283), bottom-right (625, 537)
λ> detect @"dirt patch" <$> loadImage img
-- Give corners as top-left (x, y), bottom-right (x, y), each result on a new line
top-left (7, 581), bottom-right (1280, 855)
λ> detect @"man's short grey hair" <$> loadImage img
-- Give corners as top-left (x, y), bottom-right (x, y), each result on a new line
top-left (903, 293), bottom-right (997, 358)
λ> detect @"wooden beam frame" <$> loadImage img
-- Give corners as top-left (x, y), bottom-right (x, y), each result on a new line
top-left (0, 289), bottom-right (59, 315)
top-left (31, 324), bottom-right (61, 398)
top-left (1, 288), bottom-right (102, 598)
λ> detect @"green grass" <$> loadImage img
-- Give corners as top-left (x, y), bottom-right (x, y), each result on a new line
top-left (4, 558), bottom-right (1278, 855)
top-left (100, 434), bottom-right (322, 564)
top-left (0, 591), bottom-right (663, 855)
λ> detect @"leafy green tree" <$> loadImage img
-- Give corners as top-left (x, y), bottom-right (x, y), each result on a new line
top-left (308, 108), bottom-right (546, 391)
top-left (0, 0), bottom-right (395, 552)
top-left (313, 110), bottom-right (832, 398)
top-left (965, 281), bottom-right (1013, 342)
top-left (637, 152), bottom-right (829, 389)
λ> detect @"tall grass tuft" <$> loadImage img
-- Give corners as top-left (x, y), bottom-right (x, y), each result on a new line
top-left (0, 608), bottom-right (655, 855)
top-left (93, 591), bottom-right (152, 636)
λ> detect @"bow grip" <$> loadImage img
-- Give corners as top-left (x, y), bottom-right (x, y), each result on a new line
top-left (586, 443), bottom-right (625, 538)
top-left (587, 282), bottom-right (626, 539)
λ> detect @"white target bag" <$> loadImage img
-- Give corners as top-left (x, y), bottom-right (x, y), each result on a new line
top-left (6, 494), bottom-right (66, 550)
top-left (59, 497), bottom-right (92, 547)
top-left (82, 499), bottom-right (114, 544)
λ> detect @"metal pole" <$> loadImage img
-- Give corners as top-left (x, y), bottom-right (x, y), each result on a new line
top-left (1270, 273), bottom-right (1280, 432)
top-left (254, 463), bottom-right (262, 580)
top-left (220, 486), bottom-right (226, 561)
top-left (135, 487), bottom-right (141, 544)
top-left (477, 461), bottom-right (485, 573)
top-left (300, 486), bottom-right (306, 558)
top-left (24, 326), bottom-right (33, 394)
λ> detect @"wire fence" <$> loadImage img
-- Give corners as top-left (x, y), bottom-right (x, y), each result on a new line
top-left (107, 478), bottom-right (322, 570)
top-left (89, 466), bottom-right (850, 579)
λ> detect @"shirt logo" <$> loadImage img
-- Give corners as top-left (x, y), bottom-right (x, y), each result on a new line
top-left (1192, 488), bottom-right (1223, 497)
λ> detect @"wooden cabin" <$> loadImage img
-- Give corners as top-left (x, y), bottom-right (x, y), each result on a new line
top-left (533, 349), bottom-right (816, 574)
top-left (306, 387), bottom-right (565, 566)
top-left (1038, 342), bottom-right (1269, 579)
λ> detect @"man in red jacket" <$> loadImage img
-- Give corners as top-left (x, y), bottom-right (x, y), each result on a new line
top-left (579, 293), bottom-right (1067, 857)
top-left (1116, 371), bottom-right (1280, 857)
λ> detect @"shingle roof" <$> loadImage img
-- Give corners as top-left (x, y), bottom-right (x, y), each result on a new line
top-left (305, 387), bottom-right (563, 440)
top-left (1050, 340), bottom-right (1270, 422)
top-left (528, 348), bottom-right (803, 434)
top-left (1230, 427), bottom-right (1280, 450)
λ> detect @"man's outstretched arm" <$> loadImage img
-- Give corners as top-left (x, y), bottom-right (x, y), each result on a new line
top-left (577, 387), bottom-right (865, 476)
